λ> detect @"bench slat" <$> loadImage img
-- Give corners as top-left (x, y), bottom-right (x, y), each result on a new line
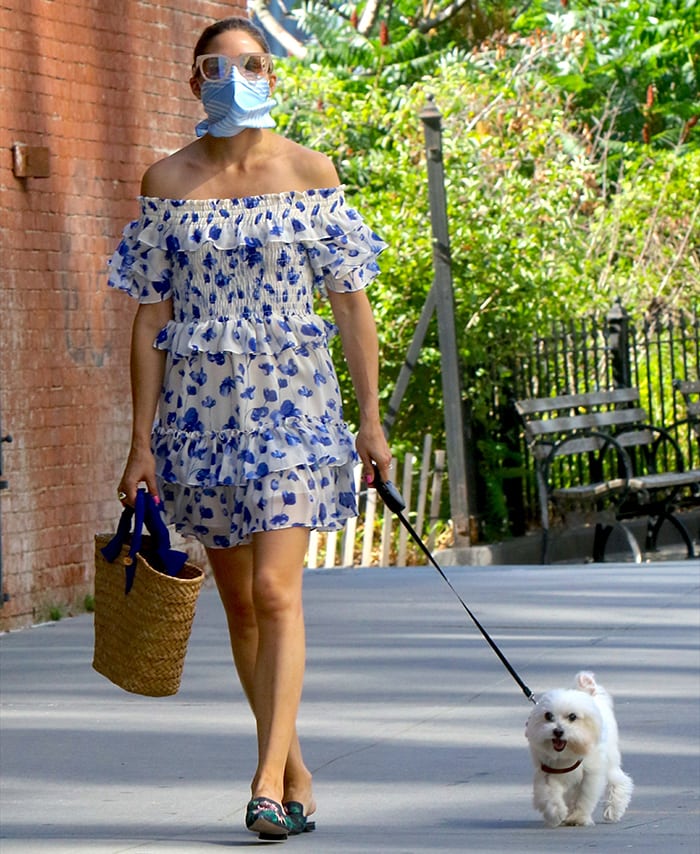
top-left (530, 434), bottom-right (613, 459)
top-left (552, 479), bottom-right (626, 501)
top-left (515, 388), bottom-right (640, 416)
top-left (674, 380), bottom-right (700, 395)
top-left (549, 435), bottom-right (616, 457)
top-left (630, 469), bottom-right (700, 490)
top-left (524, 408), bottom-right (646, 438)
top-left (615, 428), bottom-right (654, 447)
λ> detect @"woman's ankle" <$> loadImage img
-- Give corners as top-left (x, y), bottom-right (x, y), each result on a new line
top-left (251, 773), bottom-right (284, 805)
top-left (283, 769), bottom-right (315, 812)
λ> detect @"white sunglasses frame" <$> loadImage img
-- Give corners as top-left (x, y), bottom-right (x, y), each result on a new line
top-left (193, 53), bottom-right (273, 82)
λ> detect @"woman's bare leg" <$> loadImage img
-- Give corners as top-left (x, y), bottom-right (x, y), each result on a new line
top-left (207, 529), bottom-right (315, 814)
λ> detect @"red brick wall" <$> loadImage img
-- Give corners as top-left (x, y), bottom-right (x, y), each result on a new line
top-left (0, 0), bottom-right (245, 629)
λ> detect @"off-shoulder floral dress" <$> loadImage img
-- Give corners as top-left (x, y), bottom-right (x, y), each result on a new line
top-left (108, 187), bottom-right (386, 548)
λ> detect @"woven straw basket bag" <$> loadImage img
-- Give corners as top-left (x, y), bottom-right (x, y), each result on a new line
top-left (93, 491), bottom-right (205, 697)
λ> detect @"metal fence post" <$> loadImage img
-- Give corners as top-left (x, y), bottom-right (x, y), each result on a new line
top-left (419, 97), bottom-right (472, 543)
top-left (606, 298), bottom-right (632, 388)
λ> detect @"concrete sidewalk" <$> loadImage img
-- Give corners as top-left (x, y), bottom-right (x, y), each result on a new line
top-left (1, 560), bottom-right (699, 853)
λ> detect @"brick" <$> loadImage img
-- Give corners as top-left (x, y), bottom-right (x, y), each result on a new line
top-left (0, 0), bottom-right (245, 630)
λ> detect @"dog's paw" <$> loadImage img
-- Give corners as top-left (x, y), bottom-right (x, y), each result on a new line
top-left (542, 804), bottom-right (568, 828)
top-left (604, 772), bottom-right (634, 821)
top-left (603, 801), bottom-right (628, 822)
top-left (565, 810), bottom-right (595, 826)
top-left (603, 804), bottom-right (619, 822)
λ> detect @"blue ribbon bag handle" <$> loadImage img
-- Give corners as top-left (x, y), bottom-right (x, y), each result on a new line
top-left (100, 490), bottom-right (187, 594)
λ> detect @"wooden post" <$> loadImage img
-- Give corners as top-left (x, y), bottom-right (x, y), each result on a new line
top-left (415, 433), bottom-right (432, 541)
top-left (362, 488), bottom-right (377, 567)
top-left (397, 453), bottom-right (415, 565)
top-left (419, 97), bottom-right (471, 543)
top-left (427, 449), bottom-right (446, 550)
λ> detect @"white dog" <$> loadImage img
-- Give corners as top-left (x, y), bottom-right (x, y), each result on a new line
top-left (525, 671), bottom-right (633, 827)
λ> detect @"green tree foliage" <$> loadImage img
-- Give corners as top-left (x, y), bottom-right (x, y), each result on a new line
top-left (515, 0), bottom-right (700, 152)
top-left (271, 0), bottom-right (699, 536)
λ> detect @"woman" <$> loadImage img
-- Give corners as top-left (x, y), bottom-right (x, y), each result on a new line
top-left (109, 15), bottom-right (392, 842)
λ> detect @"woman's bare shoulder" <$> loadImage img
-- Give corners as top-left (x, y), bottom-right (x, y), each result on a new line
top-left (274, 137), bottom-right (340, 189)
top-left (140, 144), bottom-right (200, 198)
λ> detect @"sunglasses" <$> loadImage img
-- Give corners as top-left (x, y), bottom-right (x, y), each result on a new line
top-left (193, 53), bottom-right (273, 82)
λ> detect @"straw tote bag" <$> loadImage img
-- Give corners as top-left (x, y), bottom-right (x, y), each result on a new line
top-left (93, 490), bottom-right (205, 697)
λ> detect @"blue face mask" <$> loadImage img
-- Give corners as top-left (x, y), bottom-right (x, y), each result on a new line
top-left (195, 66), bottom-right (276, 138)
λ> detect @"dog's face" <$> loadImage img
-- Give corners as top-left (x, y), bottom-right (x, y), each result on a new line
top-left (525, 688), bottom-right (602, 761)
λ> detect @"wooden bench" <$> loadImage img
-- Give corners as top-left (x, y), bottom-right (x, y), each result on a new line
top-left (514, 387), bottom-right (700, 563)
top-left (673, 379), bottom-right (700, 443)
top-left (672, 378), bottom-right (700, 516)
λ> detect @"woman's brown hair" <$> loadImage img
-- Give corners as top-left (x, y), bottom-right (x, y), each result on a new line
top-left (193, 16), bottom-right (271, 64)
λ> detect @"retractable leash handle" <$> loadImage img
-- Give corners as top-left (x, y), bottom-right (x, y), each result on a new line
top-left (371, 465), bottom-right (536, 704)
top-left (371, 466), bottom-right (406, 514)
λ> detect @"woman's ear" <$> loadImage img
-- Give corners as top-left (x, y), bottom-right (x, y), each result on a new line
top-left (268, 73), bottom-right (278, 95)
top-left (190, 75), bottom-right (202, 99)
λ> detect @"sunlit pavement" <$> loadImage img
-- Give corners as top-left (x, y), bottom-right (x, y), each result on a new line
top-left (1, 560), bottom-right (698, 852)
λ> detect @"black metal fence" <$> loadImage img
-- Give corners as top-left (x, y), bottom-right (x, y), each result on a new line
top-left (469, 300), bottom-right (700, 537)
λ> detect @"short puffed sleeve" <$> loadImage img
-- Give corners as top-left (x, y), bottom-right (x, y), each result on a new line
top-left (301, 193), bottom-right (387, 294)
top-left (107, 209), bottom-right (174, 304)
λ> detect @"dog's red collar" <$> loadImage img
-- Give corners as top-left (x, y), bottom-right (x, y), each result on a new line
top-left (541, 760), bottom-right (583, 774)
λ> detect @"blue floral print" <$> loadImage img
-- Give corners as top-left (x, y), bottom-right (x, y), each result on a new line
top-left (108, 188), bottom-right (386, 548)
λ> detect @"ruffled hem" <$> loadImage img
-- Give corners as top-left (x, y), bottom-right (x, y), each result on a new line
top-left (158, 462), bottom-right (358, 549)
top-left (107, 187), bottom-right (387, 302)
top-left (153, 417), bottom-right (357, 487)
top-left (155, 313), bottom-right (337, 357)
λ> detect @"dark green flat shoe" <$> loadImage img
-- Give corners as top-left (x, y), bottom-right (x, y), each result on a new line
top-left (283, 801), bottom-right (316, 835)
top-left (246, 797), bottom-right (290, 839)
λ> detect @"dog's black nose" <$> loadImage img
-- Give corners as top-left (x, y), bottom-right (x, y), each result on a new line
top-left (553, 727), bottom-right (564, 738)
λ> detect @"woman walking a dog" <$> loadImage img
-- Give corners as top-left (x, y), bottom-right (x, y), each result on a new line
top-left (108, 15), bottom-right (392, 841)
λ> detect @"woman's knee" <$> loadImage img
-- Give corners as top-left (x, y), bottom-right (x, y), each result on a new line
top-left (224, 592), bottom-right (258, 631)
top-left (252, 571), bottom-right (303, 620)
top-left (249, 529), bottom-right (308, 616)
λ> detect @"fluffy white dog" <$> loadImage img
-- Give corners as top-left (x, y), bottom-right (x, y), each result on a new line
top-left (525, 671), bottom-right (633, 827)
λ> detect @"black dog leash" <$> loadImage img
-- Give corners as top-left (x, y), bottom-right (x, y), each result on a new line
top-left (372, 466), bottom-right (536, 704)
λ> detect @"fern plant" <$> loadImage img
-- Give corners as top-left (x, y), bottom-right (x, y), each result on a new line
top-left (293, 0), bottom-right (465, 88)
